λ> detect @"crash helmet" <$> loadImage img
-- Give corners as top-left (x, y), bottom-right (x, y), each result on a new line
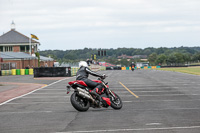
top-left (79, 61), bottom-right (88, 68)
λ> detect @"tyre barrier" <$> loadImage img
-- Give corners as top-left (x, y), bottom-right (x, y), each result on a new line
top-left (16, 69), bottom-right (20, 75)
top-left (71, 67), bottom-right (79, 76)
top-left (121, 66), bottom-right (161, 70)
top-left (12, 69), bottom-right (16, 75)
top-left (21, 69), bottom-right (25, 75)
top-left (1, 70), bottom-right (12, 76)
top-left (106, 66), bottom-right (121, 70)
top-left (0, 69), bottom-right (33, 76)
top-left (29, 69), bottom-right (33, 75)
top-left (100, 66), bottom-right (106, 71)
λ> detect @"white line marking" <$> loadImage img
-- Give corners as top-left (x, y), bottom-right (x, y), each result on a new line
top-left (139, 94), bottom-right (200, 96)
top-left (123, 99), bottom-right (200, 102)
top-left (0, 78), bottom-right (68, 106)
top-left (31, 93), bottom-right (65, 94)
top-left (126, 108), bottom-right (200, 111)
top-left (6, 102), bottom-right (70, 105)
top-left (146, 123), bottom-right (162, 126)
top-left (123, 101), bottom-right (133, 103)
top-left (0, 111), bottom-right (53, 114)
top-left (40, 89), bottom-right (65, 90)
top-left (56, 126), bottom-right (200, 133)
top-left (21, 96), bottom-right (70, 98)
top-left (6, 99), bottom-right (200, 105)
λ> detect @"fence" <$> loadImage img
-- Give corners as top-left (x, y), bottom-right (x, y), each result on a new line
top-left (33, 67), bottom-right (71, 77)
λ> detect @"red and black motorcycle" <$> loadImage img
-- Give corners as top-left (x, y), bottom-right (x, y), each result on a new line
top-left (67, 77), bottom-right (123, 112)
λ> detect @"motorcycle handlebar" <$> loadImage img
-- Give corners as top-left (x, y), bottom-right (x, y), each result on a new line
top-left (98, 75), bottom-right (108, 80)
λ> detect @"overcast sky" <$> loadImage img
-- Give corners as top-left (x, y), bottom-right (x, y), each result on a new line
top-left (0, 0), bottom-right (200, 50)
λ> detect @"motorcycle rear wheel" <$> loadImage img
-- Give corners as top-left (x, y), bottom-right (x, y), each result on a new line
top-left (70, 92), bottom-right (90, 112)
top-left (110, 93), bottom-right (123, 110)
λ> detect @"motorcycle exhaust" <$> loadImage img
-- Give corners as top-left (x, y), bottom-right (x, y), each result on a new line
top-left (77, 87), bottom-right (89, 95)
top-left (76, 87), bottom-right (96, 103)
top-left (78, 91), bottom-right (91, 99)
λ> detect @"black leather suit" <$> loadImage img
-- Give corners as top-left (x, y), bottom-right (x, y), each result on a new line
top-left (76, 66), bottom-right (103, 92)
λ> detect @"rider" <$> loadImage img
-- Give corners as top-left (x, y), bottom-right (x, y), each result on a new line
top-left (131, 62), bottom-right (135, 71)
top-left (76, 61), bottom-right (106, 105)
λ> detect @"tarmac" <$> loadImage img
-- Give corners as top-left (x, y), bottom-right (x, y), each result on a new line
top-left (0, 75), bottom-right (71, 104)
top-left (1, 70), bottom-right (200, 133)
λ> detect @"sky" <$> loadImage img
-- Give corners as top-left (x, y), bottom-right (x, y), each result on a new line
top-left (0, 0), bottom-right (200, 50)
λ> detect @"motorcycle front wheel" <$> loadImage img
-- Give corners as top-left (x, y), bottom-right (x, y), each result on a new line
top-left (70, 92), bottom-right (90, 112)
top-left (110, 92), bottom-right (123, 110)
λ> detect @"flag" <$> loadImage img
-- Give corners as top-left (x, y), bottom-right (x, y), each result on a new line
top-left (31, 34), bottom-right (39, 40)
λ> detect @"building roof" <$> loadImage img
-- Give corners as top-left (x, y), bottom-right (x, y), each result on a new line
top-left (117, 54), bottom-right (133, 59)
top-left (0, 29), bottom-right (39, 44)
top-left (40, 55), bottom-right (54, 61)
top-left (0, 52), bottom-right (37, 59)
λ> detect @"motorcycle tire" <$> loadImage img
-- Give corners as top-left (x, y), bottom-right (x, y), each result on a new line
top-left (110, 93), bottom-right (123, 110)
top-left (70, 92), bottom-right (90, 112)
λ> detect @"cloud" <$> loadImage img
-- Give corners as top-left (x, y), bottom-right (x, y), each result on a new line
top-left (0, 0), bottom-right (200, 49)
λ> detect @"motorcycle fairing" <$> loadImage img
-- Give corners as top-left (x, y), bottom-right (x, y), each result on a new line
top-left (102, 97), bottom-right (111, 106)
top-left (68, 80), bottom-right (87, 87)
top-left (92, 80), bottom-right (102, 83)
top-left (68, 80), bottom-right (102, 87)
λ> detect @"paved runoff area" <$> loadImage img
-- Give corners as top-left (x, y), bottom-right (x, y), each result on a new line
top-left (0, 70), bottom-right (200, 133)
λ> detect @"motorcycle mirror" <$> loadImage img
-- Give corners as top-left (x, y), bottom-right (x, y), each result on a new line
top-left (66, 86), bottom-right (71, 94)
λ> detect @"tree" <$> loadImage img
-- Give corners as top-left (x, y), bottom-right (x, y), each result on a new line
top-left (35, 52), bottom-right (40, 67)
top-left (174, 52), bottom-right (184, 64)
top-left (167, 53), bottom-right (177, 66)
top-left (156, 54), bottom-right (167, 65)
top-left (148, 53), bottom-right (157, 65)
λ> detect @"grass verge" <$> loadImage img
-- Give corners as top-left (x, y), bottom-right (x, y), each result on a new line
top-left (156, 66), bottom-right (200, 75)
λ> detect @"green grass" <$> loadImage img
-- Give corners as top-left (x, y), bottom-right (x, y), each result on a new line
top-left (156, 66), bottom-right (200, 75)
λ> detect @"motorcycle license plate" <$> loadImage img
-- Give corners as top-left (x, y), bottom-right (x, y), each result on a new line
top-left (66, 86), bottom-right (71, 94)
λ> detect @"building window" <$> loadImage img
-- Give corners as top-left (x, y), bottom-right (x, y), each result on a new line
top-left (20, 45), bottom-right (30, 52)
top-left (4, 46), bottom-right (13, 52)
top-left (0, 46), bottom-right (3, 52)
top-left (20, 46), bottom-right (25, 52)
top-left (26, 45), bottom-right (30, 52)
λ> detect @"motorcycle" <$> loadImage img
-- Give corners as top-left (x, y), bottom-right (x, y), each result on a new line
top-left (66, 77), bottom-right (123, 112)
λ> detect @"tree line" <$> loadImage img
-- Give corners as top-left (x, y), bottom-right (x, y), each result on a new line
top-left (40, 46), bottom-right (200, 66)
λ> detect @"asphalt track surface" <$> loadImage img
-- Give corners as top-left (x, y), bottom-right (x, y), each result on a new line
top-left (1, 70), bottom-right (200, 133)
